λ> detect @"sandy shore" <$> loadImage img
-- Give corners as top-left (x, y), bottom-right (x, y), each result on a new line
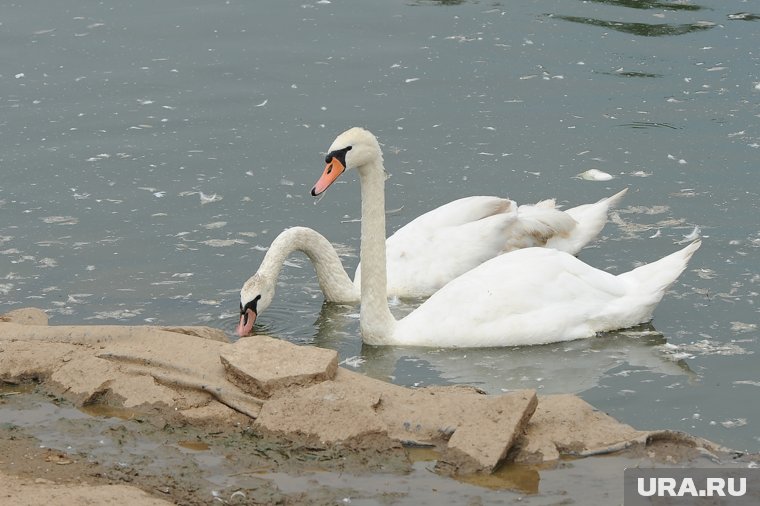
top-left (1, 307), bottom-right (753, 504)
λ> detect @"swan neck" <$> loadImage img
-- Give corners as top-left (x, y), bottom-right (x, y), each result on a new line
top-left (262, 228), bottom-right (357, 302)
top-left (357, 159), bottom-right (397, 343)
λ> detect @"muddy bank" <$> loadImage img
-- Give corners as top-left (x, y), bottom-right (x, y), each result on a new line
top-left (0, 307), bottom-right (752, 504)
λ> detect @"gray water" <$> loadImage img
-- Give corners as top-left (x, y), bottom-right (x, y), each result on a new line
top-left (1, 0), bottom-right (758, 455)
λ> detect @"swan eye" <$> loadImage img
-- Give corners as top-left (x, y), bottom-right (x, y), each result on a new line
top-left (241, 294), bottom-right (262, 315)
top-left (324, 146), bottom-right (352, 166)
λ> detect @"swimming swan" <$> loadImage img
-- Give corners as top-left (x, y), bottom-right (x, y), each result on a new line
top-left (304, 127), bottom-right (700, 347)
top-left (236, 191), bottom-right (627, 336)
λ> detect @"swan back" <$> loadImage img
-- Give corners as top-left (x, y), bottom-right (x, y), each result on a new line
top-left (393, 241), bottom-right (701, 348)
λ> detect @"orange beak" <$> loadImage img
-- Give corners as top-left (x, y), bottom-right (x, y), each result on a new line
top-left (311, 157), bottom-right (345, 196)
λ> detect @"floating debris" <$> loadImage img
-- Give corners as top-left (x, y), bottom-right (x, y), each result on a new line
top-left (695, 268), bottom-right (716, 280)
top-left (662, 339), bottom-right (753, 359)
top-left (38, 258), bottom-right (58, 268)
top-left (339, 356), bottom-right (367, 368)
top-left (200, 239), bottom-right (247, 247)
top-left (576, 169), bottom-right (614, 181)
top-left (199, 192), bottom-right (222, 205)
top-left (85, 309), bottom-right (143, 321)
top-left (682, 225), bottom-right (701, 242)
top-left (730, 321), bottom-right (757, 333)
top-left (720, 418), bottom-right (748, 429)
top-left (40, 216), bottom-right (79, 225)
top-left (734, 380), bottom-right (760, 387)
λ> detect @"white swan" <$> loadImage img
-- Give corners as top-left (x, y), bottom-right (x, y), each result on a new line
top-left (236, 191), bottom-right (627, 336)
top-left (304, 127), bottom-right (700, 347)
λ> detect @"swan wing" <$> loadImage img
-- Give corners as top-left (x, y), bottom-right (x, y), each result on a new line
top-left (395, 195), bottom-right (514, 230)
top-left (383, 211), bottom-right (521, 297)
top-left (354, 197), bottom-right (519, 297)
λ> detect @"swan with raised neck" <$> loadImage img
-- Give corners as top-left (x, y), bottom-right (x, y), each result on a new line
top-left (310, 127), bottom-right (701, 347)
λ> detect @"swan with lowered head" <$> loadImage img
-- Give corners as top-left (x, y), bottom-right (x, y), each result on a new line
top-left (305, 127), bottom-right (700, 347)
top-left (236, 186), bottom-right (626, 336)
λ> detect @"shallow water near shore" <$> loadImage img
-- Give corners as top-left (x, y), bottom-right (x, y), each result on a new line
top-left (1, 0), bottom-right (759, 479)
top-left (2, 387), bottom-right (750, 505)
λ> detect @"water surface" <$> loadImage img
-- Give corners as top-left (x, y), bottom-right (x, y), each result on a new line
top-left (2, 0), bottom-right (759, 454)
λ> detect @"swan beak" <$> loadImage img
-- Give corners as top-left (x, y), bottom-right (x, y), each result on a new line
top-left (311, 157), bottom-right (345, 196)
top-left (236, 308), bottom-right (257, 337)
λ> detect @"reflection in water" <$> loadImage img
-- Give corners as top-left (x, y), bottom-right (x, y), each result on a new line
top-left (408, 0), bottom-right (467, 5)
top-left (407, 446), bottom-right (543, 493)
top-left (617, 121), bottom-right (680, 130)
top-left (602, 70), bottom-right (664, 78)
top-left (458, 460), bottom-right (541, 494)
top-left (310, 301), bottom-right (694, 396)
top-left (728, 12), bottom-right (760, 21)
top-left (554, 15), bottom-right (715, 37)
top-left (412, 0), bottom-right (706, 8)
top-left (80, 403), bottom-right (140, 420)
top-left (582, 0), bottom-right (704, 11)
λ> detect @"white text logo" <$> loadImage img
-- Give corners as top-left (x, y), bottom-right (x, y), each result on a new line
top-left (637, 477), bottom-right (747, 498)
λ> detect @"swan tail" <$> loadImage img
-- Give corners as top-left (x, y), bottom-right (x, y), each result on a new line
top-left (620, 240), bottom-right (701, 296)
top-left (547, 188), bottom-right (628, 255)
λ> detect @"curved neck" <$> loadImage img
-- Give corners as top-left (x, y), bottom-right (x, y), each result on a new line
top-left (356, 159), bottom-right (397, 344)
top-left (260, 227), bottom-right (358, 302)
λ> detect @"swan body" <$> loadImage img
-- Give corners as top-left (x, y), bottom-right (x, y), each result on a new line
top-left (308, 127), bottom-right (700, 348)
top-left (236, 192), bottom-right (625, 336)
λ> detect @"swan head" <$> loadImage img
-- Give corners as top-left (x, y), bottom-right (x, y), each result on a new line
top-left (236, 272), bottom-right (275, 337)
top-left (311, 127), bottom-right (383, 196)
